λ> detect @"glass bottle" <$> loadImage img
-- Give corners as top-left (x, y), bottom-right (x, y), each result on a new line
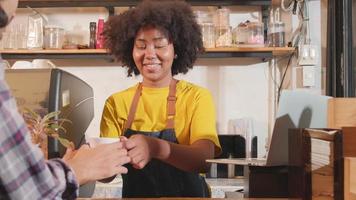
top-left (96, 19), bottom-right (104, 49)
top-left (89, 22), bottom-right (96, 49)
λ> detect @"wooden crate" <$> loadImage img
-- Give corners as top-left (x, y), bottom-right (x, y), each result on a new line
top-left (288, 128), bottom-right (343, 200)
top-left (328, 98), bottom-right (356, 129)
top-left (344, 157), bottom-right (356, 200)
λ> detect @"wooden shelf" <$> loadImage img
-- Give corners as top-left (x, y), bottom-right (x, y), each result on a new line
top-left (18, 0), bottom-right (271, 8)
top-left (0, 49), bottom-right (110, 60)
top-left (0, 49), bottom-right (107, 54)
top-left (205, 47), bottom-right (295, 57)
top-left (0, 47), bottom-right (295, 60)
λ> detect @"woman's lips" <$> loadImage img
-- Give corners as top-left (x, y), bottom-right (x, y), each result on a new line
top-left (143, 63), bottom-right (161, 72)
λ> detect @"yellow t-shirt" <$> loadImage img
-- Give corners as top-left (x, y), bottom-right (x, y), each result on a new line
top-left (100, 80), bottom-right (221, 152)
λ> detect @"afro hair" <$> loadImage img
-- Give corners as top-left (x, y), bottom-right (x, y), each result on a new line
top-left (104, 0), bottom-right (204, 76)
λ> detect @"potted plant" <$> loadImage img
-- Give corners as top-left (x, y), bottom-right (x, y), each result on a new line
top-left (22, 108), bottom-right (74, 159)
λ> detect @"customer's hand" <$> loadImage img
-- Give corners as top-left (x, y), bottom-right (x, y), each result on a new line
top-left (64, 142), bottom-right (130, 185)
top-left (62, 145), bottom-right (77, 161)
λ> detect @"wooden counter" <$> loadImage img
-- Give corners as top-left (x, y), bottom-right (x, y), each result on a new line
top-left (78, 198), bottom-right (294, 200)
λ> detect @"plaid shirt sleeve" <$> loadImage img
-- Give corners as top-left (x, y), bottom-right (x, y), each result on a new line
top-left (0, 78), bottom-right (79, 199)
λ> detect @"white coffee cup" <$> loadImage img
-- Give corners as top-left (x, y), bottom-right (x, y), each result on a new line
top-left (32, 59), bottom-right (56, 69)
top-left (11, 60), bottom-right (33, 69)
top-left (86, 137), bottom-right (120, 148)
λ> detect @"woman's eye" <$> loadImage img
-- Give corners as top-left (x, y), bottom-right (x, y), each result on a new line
top-left (155, 42), bottom-right (168, 49)
top-left (155, 45), bottom-right (166, 49)
top-left (136, 45), bottom-right (145, 49)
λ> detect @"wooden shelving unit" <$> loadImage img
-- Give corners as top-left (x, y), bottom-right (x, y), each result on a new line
top-left (204, 47), bottom-right (295, 57)
top-left (12, 0), bottom-right (290, 60)
top-left (0, 47), bottom-right (295, 60)
top-left (18, 0), bottom-right (271, 8)
top-left (0, 49), bottom-right (109, 60)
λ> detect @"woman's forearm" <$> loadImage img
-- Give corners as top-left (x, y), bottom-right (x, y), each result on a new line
top-left (154, 139), bottom-right (215, 173)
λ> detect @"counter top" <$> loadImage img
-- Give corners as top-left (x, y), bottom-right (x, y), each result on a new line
top-left (79, 198), bottom-right (294, 200)
top-left (92, 177), bottom-right (244, 198)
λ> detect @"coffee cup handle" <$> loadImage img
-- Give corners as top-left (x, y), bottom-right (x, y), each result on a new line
top-left (47, 60), bottom-right (57, 68)
top-left (3, 60), bottom-right (11, 69)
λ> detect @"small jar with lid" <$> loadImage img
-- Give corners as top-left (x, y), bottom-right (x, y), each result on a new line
top-left (214, 7), bottom-right (230, 27)
top-left (201, 23), bottom-right (215, 48)
top-left (247, 22), bottom-right (264, 45)
top-left (44, 25), bottom-right (65, 49)
top-left (267, 22), bottom-right (285, 47)
top-left (215, 26), bottom-right (232, 47)
top-left (194, 10), bottom-right (213, 25)
top-left (233, 24), bottom-right (249, 45)
top-left (194, 10), bottom-right (215, 48)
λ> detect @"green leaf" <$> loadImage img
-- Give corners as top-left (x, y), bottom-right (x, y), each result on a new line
top-left (49, 124), bottom-right (68, 133)
top-left (43, 111), bottom-right (61, 122)
top-left (58, 118), bottom-right (72, 124)
top-left (58, 137), bottom-right (74, 149)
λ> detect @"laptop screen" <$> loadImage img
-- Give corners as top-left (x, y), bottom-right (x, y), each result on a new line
top-left (266, 90), bottom-right (332, 166)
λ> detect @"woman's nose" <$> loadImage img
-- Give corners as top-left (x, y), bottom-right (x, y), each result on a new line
top-left (144, 45), bottom-right (156, 59)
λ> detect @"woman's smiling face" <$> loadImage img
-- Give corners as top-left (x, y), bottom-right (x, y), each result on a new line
top-left (132, 26), bottom-right (175, 87)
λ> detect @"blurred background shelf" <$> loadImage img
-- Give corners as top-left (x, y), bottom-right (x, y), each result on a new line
top-left (18, 0), bottom-right (271, 8)
top-left (0, 47), bottom-right (295, 59)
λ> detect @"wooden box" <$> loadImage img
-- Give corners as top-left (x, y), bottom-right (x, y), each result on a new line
top-left (288, 128), bottom-right (343, 200)
top-left (328, 98), bottom-right (356, 129)
top-left (344, 157), bottom-right (356, 200)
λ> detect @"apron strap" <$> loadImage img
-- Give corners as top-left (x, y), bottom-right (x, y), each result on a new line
top-left (166, 79), bottom-right (178, 129)
top-left (124, 83), bottom-right (143, 131)
top-left (124, 79), bottom-right (178, 131)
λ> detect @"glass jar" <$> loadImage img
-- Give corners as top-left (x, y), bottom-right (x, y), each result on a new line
top-left (267, 22), bottom-right (285, 47)
top-left (194, 10), bottom-right (213, 25)
top-left (247, 22), bottom-right (264, 45)
top-left (16, 23), bottom-right (28, 49)
top-left (215, 26), bottom-right (232, 47)
top-left (215, 7), bottom-right (230, 27)
top-left (201, 23), bottom-right (215, 48)
top-left (233, 24), bottom-right (249, 45)
top-left (44, 25), bottom-right (65, 49)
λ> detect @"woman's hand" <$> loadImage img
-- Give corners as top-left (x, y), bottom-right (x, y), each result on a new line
top-left (64, 142), bottom-right (131, 185)
top-left (125, 134), bottom-right (170, 169)
top-left (125, 134), bottom-right (152, 169)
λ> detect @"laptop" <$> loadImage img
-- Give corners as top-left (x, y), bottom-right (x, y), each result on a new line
top-left (207, 90), bottom-right (332, 166)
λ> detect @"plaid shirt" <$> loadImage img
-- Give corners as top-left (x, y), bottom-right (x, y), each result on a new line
top-left (0, 65), bottom-right (79, 199)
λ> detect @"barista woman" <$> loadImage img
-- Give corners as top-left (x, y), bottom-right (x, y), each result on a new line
top-left (101, 0), bottom-right (221, 197)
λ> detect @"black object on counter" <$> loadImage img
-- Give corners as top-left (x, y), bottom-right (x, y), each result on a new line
top-left (207, 135), bottom-right (257, 178)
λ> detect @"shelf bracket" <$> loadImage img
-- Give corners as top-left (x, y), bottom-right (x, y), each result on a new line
top-left (105, 6), bottom-right (115, 16)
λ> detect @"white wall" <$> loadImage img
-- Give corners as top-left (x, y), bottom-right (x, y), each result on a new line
top-left (290, 1), bottom-right (323, 93)
top-left (7, 3), bottom-right (328, 157)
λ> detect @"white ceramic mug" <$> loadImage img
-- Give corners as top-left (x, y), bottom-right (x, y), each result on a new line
top-left (32, 59), bottom-right (56, 69)
top-left (86, 137), bottom-right (120, 148)
top-left (11, 60), bottom-right (33, 69)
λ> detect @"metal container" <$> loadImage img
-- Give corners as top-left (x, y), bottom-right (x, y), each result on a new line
top-left (44, 25), bottom-right (65, 49)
